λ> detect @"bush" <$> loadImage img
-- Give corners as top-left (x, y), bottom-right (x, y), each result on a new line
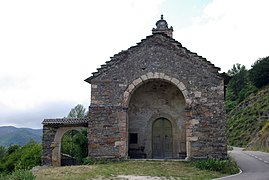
top-left (0, 169), bottom-right (35, 180)
top-left (194, 159), bottom-right (239, 174)
top-left (0, 141), bottom-right (41, 174)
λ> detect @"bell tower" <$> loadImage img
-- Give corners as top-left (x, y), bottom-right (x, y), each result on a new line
top-left (152, 15), bottom-right (173, 38)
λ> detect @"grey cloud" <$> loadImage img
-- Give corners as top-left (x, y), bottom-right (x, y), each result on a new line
top-left (0, 101), bottom-right (89, 129)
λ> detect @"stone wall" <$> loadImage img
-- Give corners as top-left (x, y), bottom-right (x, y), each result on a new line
top-left (87, 33), bottom-right (227, 160)
top-left (42, 125), bottom-right (57, 166)
top-left (88, 106), bottom-right (127, 158)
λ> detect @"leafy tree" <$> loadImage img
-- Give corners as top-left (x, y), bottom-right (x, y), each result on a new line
top-left (225, 64), bottom-right (256, 112)
top-left (249, 56), bottom-right (269, 88)
top-left (0, 142), bottom-right (41, 174)
top-left (61, 104), bottom-right (88, 165)
top-left (73, 128), bottom-right (88, 163)
top-left (7, 145), bottom-right (20, 155)
top-left (0, 146), bottom-right (6, 160)
top-left (67, 104), bottom-right (88, 118)
top-left (15, 141), bottom-right (41, 170)
top-left (227, 63), bottom-right (245, 76)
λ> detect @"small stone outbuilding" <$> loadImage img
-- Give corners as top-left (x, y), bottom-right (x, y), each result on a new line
top-left (42, 15), bottom-right (227, 166)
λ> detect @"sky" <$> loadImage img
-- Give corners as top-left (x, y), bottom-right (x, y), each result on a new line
top-left (0, 0), bottom-right (268, 129)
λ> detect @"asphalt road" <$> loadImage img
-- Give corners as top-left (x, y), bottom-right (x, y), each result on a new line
top-left (218, 147), bottom-right (269, 180)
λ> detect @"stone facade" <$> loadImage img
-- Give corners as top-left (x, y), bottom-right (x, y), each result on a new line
top-left (85, 15), bottom-right (227, 160)
top-left (42, 15), bottom-right (227, 166)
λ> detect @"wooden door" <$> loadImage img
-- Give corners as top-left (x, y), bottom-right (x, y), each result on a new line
top-left (152, 118), bottom-right (173, 158)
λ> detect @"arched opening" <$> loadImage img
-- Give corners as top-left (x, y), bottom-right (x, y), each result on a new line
top-left (127, 80), bottom-right (186, 159)
top-left (60, 128), bottom-right (88, 166)
top-left (152, 118), bottom-right (172, 159)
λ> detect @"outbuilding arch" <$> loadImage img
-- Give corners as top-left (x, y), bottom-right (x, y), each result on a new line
top-left (52, 126), bottom-right (85, 166)
top-left (42, 118), bottom-right (88, 166)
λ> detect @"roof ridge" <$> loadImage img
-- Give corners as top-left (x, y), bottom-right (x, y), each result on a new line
top-left (85, 33), bottom-right (221, 83)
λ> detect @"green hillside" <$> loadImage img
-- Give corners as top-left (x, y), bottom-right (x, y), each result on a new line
top-left (227, 85), bottom-right (269, 149)
top-left (0, 126), bottom-right (42, 146)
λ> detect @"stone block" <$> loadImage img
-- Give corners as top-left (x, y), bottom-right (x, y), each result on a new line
top-left (126, 84), bottom-right (135, 93)
top-left (171, 77), bottom-right (180, 85)
top-left (178, 82), bottom-right (186, 91)
top-left (141, 75), bottom-right (148, 81)
top-left (187, 136), bottom-right (198, 141)
top-left (190, 119), bottom-right (199, 125)
top-left (146, 72), bottom-right (154, 79)
top-left (153, 72), bottom-right (160, 78)
top-left (119, 84), bottom-right (127, 87)
top-left (159, 73), bottom-right (165, 79)
top-left (163, 75), bottom-right (171, 81)
top-left (132, 78), bottom-right (142, 86)
top-left (194, 91), bottom-right (202, 98)
top-left (91, 84), bottom-right (97, 88)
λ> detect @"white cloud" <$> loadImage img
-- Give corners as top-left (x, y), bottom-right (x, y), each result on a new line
top-left (0, 0), bottom-right (165, 127)
top-left (1, 0), bottom-right (268, 128)
top-left (174, 0), bottom-right (269, 72)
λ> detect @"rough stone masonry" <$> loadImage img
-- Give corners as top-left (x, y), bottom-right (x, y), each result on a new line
top-left (42, 15), bottom-right (227, 166)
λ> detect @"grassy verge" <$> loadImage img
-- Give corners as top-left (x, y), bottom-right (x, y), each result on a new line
top-left (34, 160), bottom-right (238, 180)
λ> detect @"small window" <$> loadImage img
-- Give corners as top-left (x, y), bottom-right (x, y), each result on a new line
top-left (129, 133), bottom-right (138, 144)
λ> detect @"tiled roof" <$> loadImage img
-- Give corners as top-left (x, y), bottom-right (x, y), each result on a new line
top-left (42, 118), bottom-right (88, 125)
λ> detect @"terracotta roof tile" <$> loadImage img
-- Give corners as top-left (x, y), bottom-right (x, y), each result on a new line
top-left (42, 118), bottom-right (88, 125)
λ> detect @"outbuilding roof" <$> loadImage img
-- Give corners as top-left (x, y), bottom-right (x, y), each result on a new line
top-left (42, 118), bottom-right (88, 126)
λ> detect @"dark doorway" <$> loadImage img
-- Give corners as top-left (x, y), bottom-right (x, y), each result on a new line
top-left (152, 118), bottom-right (173, 159)
top-left (61, 128), bottom-right (88, 166)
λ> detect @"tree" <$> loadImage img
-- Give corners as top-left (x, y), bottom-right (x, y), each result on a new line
top-left (61, 104), bottom-right (88, 165)
top-left (225, 64), bottom-right (256, 112)
top-left (67, 104), bottom-right (88, 118)
top-left (249, 56), bottom-right (269, 88)
top-left (0, 146), bottom-right (6, 161)
top-left (0, 142), bottom-right (41, 174)
top-left (227, 63), bottom-right (245, 76)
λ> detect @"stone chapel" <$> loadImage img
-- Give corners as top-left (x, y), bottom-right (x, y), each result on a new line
top-left (42, 15), bottom-right (227, 166)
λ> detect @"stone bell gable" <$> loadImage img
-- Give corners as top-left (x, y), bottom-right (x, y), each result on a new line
top-left (85, 15), bottom-right (227, 160)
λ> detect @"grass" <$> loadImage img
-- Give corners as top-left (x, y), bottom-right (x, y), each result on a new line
top-left (34, 160), bottom-right (235, 180)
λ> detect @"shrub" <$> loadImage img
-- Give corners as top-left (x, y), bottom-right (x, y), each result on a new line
top-left (0, 142), bottom-right (41, 174)
top-left (194, 159), bottom-right (239, 174)
top-left (1, 169), bottom-right (35, 180)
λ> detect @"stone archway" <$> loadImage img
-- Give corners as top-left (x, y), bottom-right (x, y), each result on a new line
top-left (125, 73), bottom-right (188, 159)
top-left (51, 126), bottom-right (85, 166)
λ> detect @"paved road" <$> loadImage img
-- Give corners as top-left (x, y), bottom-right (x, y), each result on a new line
top-left (219, 147), bottom-right (269, 180)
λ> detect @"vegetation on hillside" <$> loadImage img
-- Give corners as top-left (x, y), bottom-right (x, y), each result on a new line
top-left (226, 56), bottom-right (269, 149)
top-left (0, 126), bottom-right (42, 147)
top-left (0, 141), bottom-right (41, 178)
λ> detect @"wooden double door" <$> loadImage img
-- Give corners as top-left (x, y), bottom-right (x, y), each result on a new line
top-left (152, 118), bottom-right (173, 159)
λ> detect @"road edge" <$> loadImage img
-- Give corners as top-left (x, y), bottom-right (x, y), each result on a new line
top-left (212, 168), bottom-right (242, 180)
top-left (213, 150), bottom-right (243, 180)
